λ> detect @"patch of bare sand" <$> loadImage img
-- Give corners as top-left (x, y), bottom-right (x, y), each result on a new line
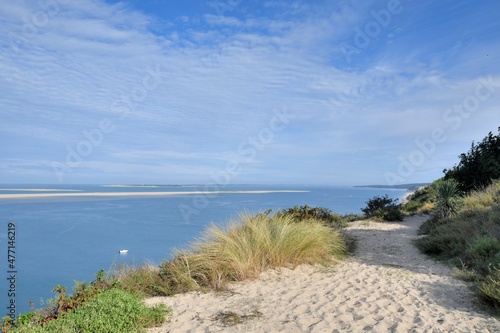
top-left (146, 215), bottom-right (500, 332)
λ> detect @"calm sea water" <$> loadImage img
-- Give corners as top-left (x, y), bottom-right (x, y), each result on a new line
top-left (0, 184), bottom-right (407, 315)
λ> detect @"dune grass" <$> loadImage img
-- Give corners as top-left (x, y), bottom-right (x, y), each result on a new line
top-left (160, 213), bottom-right (347, 291)
top-left (116, 212), bottom-right (347, 295)
top-left (461, 180), bottom-right (500, 213)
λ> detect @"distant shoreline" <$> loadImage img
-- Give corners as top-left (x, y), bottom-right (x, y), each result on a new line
top-left (355, 183), bottom-right (429, 191)
top-left (0, 190), bottom-right (309, 200)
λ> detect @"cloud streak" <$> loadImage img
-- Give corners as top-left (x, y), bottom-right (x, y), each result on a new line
top-left (1, 0), bottom-right (499, 185)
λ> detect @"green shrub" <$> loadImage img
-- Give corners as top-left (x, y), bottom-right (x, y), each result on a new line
top-left (417, 215), bottom-right (441, 235)
top-left (1, 268), bottom-right (170, 333)
top-left (467, 236), bottom-right (500, 260)
top-left (382, 205), bottom-right (404, 221)
top-left (275, 205), bottom-right (355, 229)
top-left (362, 195), bottom-right (403, 221)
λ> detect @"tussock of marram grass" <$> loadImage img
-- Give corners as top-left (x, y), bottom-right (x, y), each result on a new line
top-left (162, 214), bottom-right (347, 290)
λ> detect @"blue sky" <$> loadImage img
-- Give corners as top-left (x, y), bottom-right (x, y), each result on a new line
top-left (0, 0), bottom-right (499, 185)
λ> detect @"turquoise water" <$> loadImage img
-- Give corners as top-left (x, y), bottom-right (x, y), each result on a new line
top-left (0, 184), bottom-right (407, 316)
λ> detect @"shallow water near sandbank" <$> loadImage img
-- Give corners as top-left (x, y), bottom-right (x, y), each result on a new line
top-left (0, 184), bottom-right (407, 316)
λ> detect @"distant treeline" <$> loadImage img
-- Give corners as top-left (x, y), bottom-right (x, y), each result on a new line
top-left (444, 127), bottom-right (500, 192)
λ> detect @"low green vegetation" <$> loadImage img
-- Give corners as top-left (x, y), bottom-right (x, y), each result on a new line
top-left (401, 180), bottom-right (440, 215)
top-left (414, 181), bottom-right (500, 310)
top-left (10, 289), bottom-right (167, 333)
top-left (275, 204), bottom-right (364, 228)
top-left (362, 195), bottom-right (404, 221)
top-left (1, 271), bottom-right (169, 333)
top-left (404, 128), bottom-right (500, 311)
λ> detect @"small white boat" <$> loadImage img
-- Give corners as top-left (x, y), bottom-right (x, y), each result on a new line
top-left (119, 249), bottom-right (128, 254)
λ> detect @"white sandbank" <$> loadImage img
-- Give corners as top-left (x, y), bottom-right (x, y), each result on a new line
top-left (0, 188), bottom-right (83, 192)
top-left (0, 190), bottom-right (308, 200)
top-left (146, 215), bottom-right (500, 332)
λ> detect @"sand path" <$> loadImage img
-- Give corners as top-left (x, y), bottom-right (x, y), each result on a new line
top-left (146, 215), bottom-right (500, 332)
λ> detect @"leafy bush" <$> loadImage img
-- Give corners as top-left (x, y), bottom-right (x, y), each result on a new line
top-left (467, 236), bottom-right (500, 260)
top-left (362, 195), bottom-right (403, 221)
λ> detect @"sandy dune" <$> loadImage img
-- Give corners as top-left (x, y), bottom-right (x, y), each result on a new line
top-left (146, 215), bottom-right (500, 332)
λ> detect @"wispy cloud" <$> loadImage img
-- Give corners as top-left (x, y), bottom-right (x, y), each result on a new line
top-left (1, 0), bottom-right (498, 185)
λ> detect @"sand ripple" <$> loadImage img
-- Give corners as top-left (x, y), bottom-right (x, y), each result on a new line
top-left (146, 215), bottom-right (500, 332)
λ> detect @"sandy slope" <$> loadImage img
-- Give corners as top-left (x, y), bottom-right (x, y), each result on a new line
top-left (145, 215), bottom-right (500, 332)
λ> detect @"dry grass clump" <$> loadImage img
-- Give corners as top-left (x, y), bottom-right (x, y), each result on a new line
top-left (418, 202), bottom-right (435, 214)
top-left (479, 268), bottom-right (500, 311)
top-left (161, 213), bottom-right (347, 291)
top-left (461, 180), bottom-right (500, 213)
top-left (114, 213), bottom-right (347, 296)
